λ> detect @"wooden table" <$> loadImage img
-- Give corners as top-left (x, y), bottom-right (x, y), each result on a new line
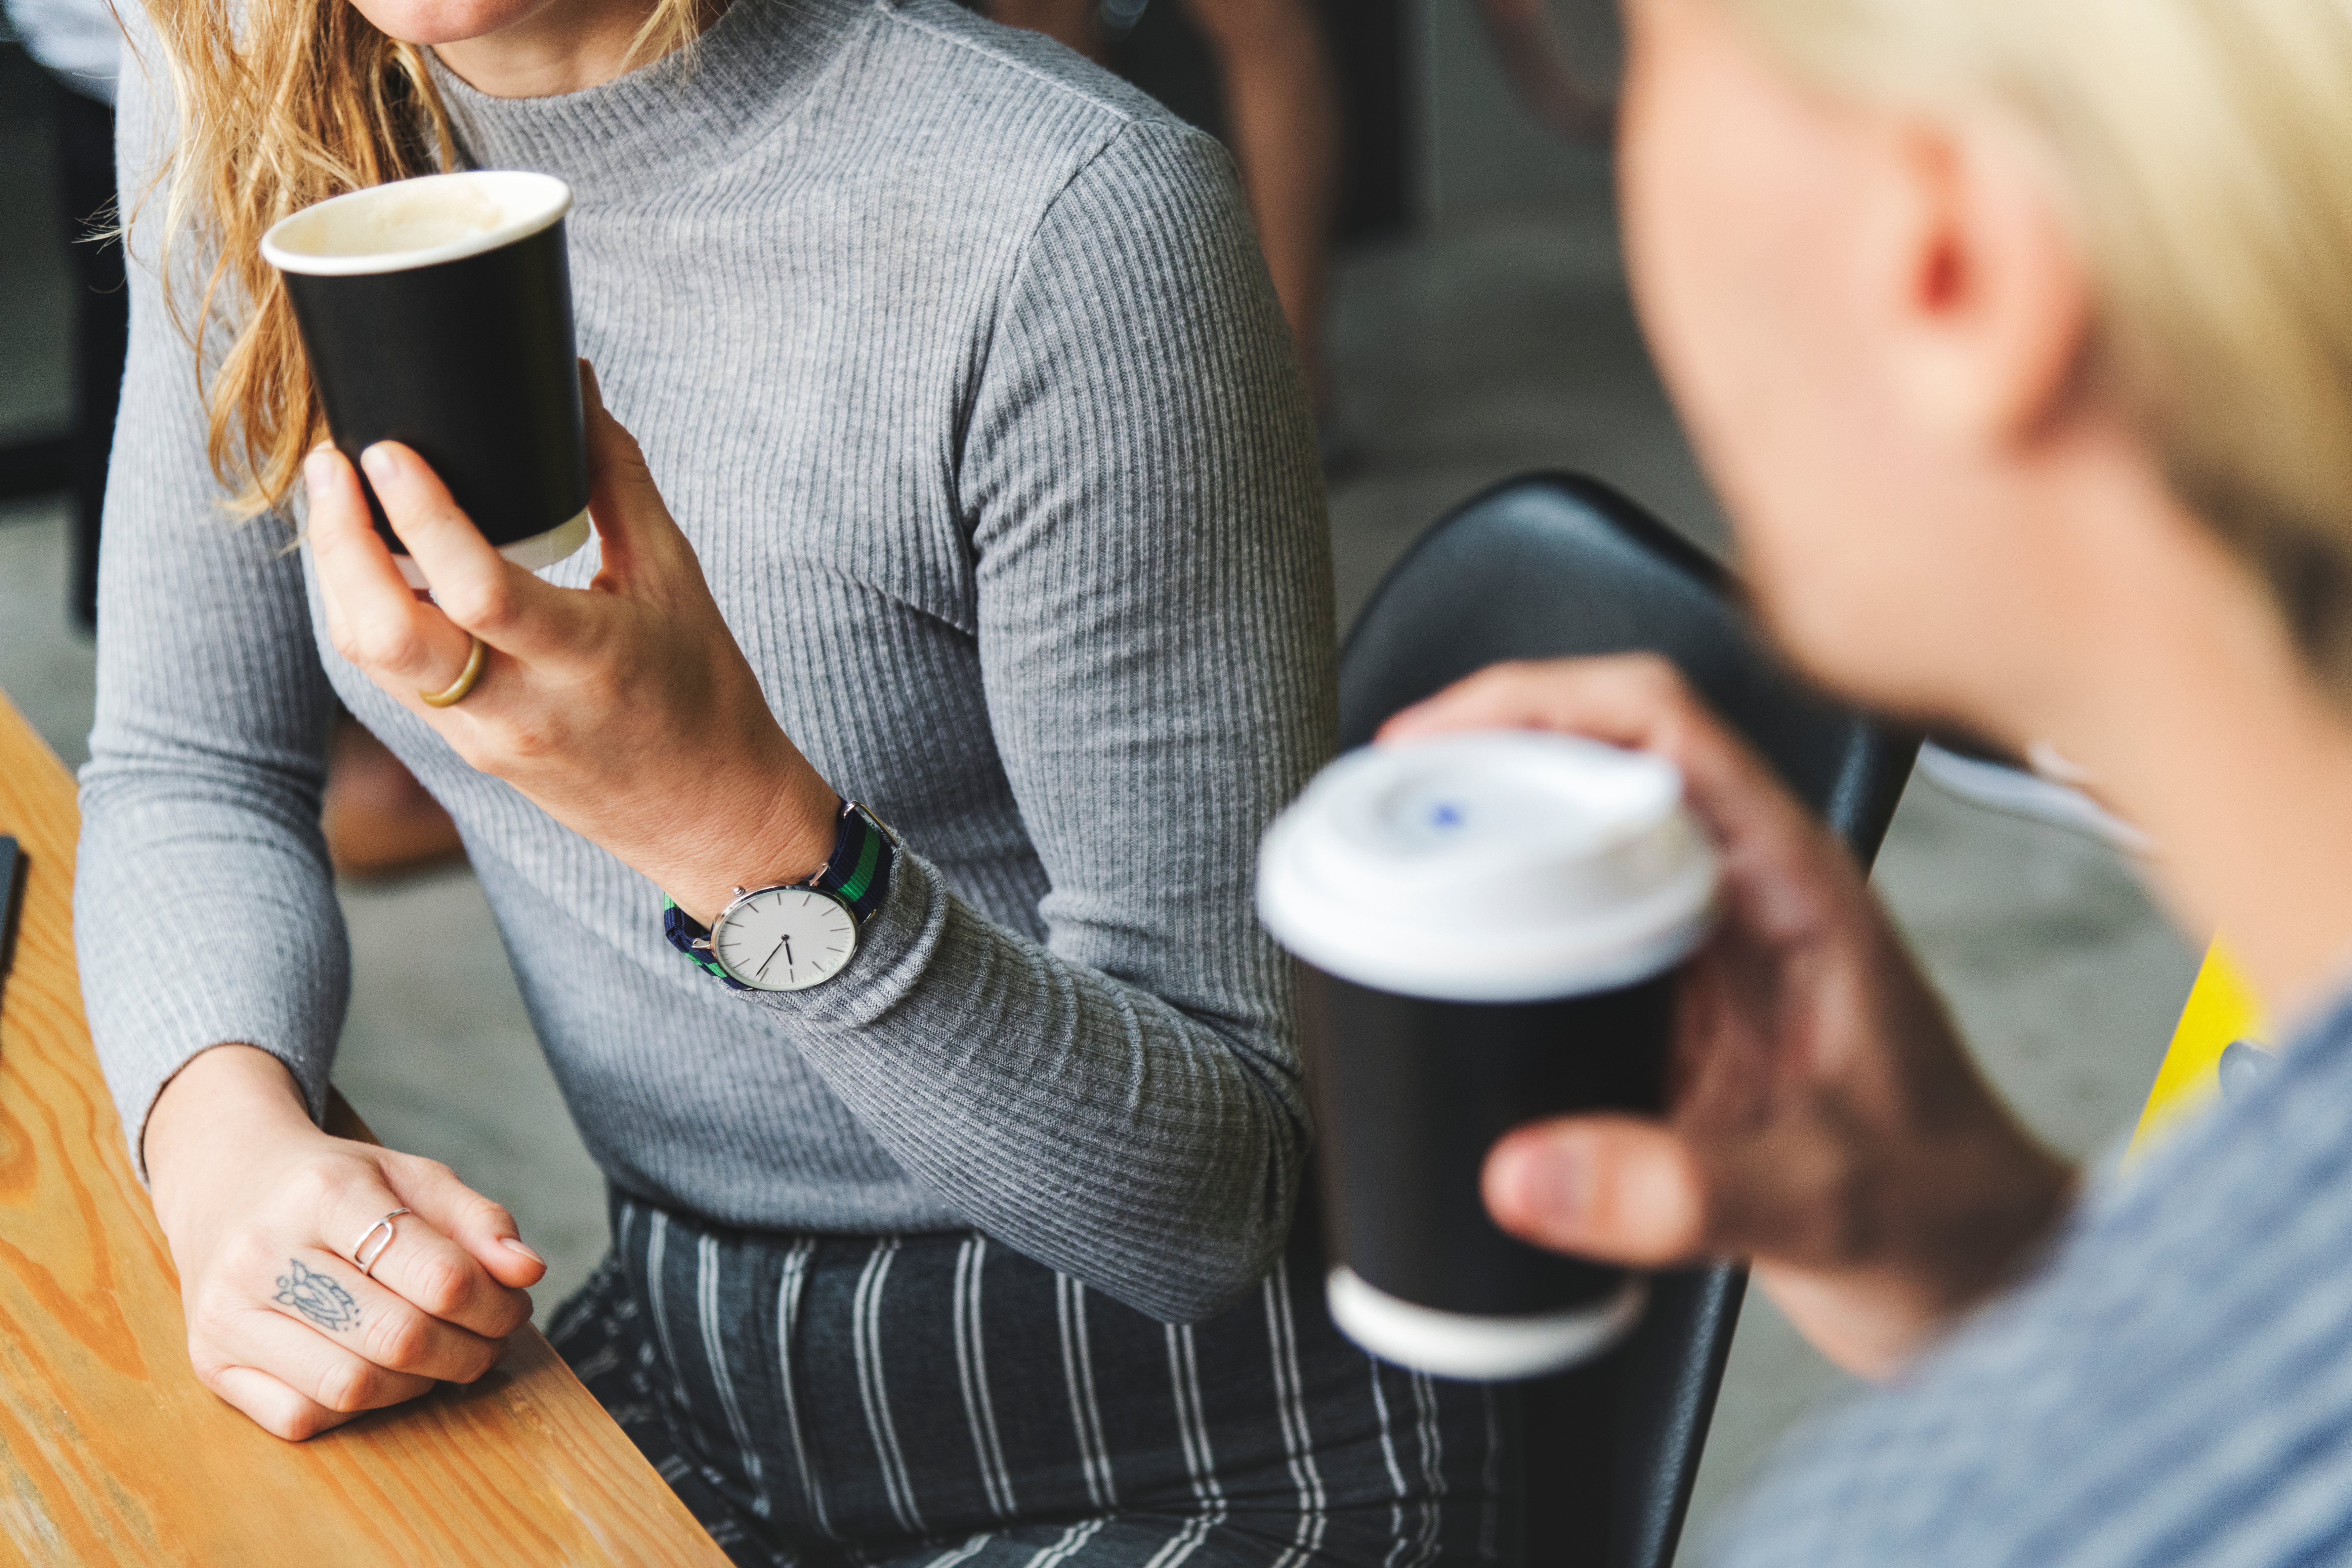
top-left (0, 690), bottom-right (730, 1566)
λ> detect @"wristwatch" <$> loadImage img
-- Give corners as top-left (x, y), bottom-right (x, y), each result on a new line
top-left (662, 800), bottom-right (897, 992)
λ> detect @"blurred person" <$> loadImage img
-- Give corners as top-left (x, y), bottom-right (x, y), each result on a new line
top-left (1388, 0), bottom-right (2352, 1561)
top-left (7, 0), bottom-right (124, 630)
top-left (1473, 0), bottom-right (1613, 142)
top-left (990, 0), bottom-right (1340, 411)
top-left (86, 0), bottom-right (1504, 1562)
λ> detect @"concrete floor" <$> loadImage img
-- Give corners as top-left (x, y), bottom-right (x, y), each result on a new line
top-left (0, 5), bottom-right (2197, 1556)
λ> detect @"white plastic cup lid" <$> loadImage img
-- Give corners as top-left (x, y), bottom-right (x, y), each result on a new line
top-left (261, 170), bottom-right (572, 278)
top-left (1257, 730), bottom-right (1721, 1002)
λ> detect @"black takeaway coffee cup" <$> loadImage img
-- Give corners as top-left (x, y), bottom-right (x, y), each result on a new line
top-left (1257, 730), bottom-right (1721, 1380)
top-left (261, 170), bottom-right (591, 589)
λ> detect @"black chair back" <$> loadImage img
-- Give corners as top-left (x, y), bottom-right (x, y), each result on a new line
top-left (1335, 474), bottom-right (1916, 1568)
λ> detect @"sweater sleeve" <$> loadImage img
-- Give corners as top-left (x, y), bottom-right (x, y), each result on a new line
top-left (76, 24), bottom-right (350, 1172)
top-left (750, 118), bottom-right (1339, 1322)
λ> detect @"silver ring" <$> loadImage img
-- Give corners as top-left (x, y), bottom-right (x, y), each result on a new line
top-left (351, 1207), bottom-right (411, 1279)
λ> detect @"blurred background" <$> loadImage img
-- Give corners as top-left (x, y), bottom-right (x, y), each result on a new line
top-left (0, 1), bottom-right (2196, 1550)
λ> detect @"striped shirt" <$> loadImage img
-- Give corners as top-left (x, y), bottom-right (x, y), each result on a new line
top-left (1716, 985), bottom-right (2352, 1566)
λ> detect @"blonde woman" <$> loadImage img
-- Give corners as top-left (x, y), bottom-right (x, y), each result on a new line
top-left (83, 0), bottom-right (1505, 1560)
top-left (1393, 0), bottom-right (2352, 1560)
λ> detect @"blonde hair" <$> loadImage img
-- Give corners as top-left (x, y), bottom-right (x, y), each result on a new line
top-left (139, 0), bottom-right (703, 519)
top-left (1723, 0), bottom-right (2352, 694)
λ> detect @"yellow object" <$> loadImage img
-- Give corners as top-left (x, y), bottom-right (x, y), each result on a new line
top-left (417, 633), bottom-right (487, 708)
top-left (2128, 938), bottom-right (2267, 1160)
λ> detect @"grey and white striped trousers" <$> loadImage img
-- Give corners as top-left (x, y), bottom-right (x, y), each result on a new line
top-left (548, 1196), bottom-right (1517, 1568)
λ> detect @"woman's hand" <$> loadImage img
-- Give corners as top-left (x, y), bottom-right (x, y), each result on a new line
top-left (144, 1046), bottom-right (545, 1439)
top-left (1382, 656), bottom-right (2075, 1379)
top-left (303, 364), bottom-right (840, 923)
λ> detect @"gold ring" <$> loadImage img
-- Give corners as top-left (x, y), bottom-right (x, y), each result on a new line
top-left (418, 635), bottom-right (486, 708)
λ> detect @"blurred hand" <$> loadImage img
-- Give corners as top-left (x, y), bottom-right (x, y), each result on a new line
top-left (1382, 656), bottom-right (2075, 1379)
top-left (145, 1046), bottom-right (545, 1439)
top-left (303, 362), bottom-right (840, 924)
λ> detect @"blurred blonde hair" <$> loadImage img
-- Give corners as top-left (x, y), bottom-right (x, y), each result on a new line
top-left (139, 0), bottom-right (703, 519)
top-left (1723, 0), bottom-right (2352, 695)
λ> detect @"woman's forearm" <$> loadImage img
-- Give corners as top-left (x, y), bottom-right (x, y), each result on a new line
top-left (144, 1046), bottom-right (315, 1223)
top-left (751, 864), bottom-right (1310, 1322)
top-left (80, 76), bottom-right (353, 1174)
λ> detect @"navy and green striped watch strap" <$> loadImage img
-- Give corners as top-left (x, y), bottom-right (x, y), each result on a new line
top-left (661, 799), bottom-right (896, 990)
top-left (820, 800), bottom-right (895, 924)
top-left (662, 896), bottom-right (750, 990)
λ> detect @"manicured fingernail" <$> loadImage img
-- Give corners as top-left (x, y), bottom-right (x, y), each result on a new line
top-left (361, 443), bottom-right (398, 484)
top-left (501, 1236), bottom-right (545, 1265)
top-left (303, 448), bottom-right (334, 490)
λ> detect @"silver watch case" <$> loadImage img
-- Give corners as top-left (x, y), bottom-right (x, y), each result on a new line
top-left (696, 882), bottom-right (860, 992)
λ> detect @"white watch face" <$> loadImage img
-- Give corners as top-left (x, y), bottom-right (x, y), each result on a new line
top-left (710, 887), bottom-right (859, 992)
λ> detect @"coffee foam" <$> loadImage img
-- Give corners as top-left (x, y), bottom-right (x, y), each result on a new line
top-left (1256, 731), bottom-right (1720, 1001)
top-left (262, 171), bottom-right (571, 278)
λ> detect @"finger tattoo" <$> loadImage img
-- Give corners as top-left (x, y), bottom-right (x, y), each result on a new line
top-left (275, 1258), bottom-right (363, 1332)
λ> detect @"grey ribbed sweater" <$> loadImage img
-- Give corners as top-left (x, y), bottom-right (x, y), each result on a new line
top-left (81, 0), bottom-right (1336, 1322)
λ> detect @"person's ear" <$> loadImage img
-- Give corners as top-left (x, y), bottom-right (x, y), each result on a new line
top-left (1868, 115), bottom-right (2093, 449)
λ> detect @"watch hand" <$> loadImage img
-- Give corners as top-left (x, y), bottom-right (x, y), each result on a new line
top-left (756, 933), bottom-right (790, 980)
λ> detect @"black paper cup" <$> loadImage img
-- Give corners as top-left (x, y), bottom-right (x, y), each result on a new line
top-left (1257, 731), bottom-right (1720, 1380)
top-left (262, 170), bottom-right (590, 589)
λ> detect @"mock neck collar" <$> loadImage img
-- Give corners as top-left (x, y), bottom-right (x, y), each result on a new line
top-left (426, 0), bottom-right (874, 196)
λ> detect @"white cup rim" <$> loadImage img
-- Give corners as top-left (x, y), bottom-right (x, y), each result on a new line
top-left (1256, 731), bottom-right (1722, 1001)
top-left (261, 170), bottom-right (572, 278)
top-left (1326, 1267), bottom-right (1647, 1380)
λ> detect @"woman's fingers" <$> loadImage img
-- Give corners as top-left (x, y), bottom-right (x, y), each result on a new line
top-left (1380, 652), bottom-right (1699, 745)
top-left (1376, 655), bottom-right (1759, 807)
top-left (578, 360), bottom-right (699, 584)
top-left (305, 446), bottom-right (370, 661)
top-left (258, 1245), bottom-right (506, 1384)
top-left (319, 1159), bottom-right (536, 1340)
top-left (306, 446), bottom-right (479, 695)
top-left (359, 441), bottom-right (590, 664)
top-left (1380, 655), bottom-right (1860, 937)
top-left (1482, 1114), bottom-right (1712, 1266)
top-left (203, 1362), bottom-right (362, 1443)
top-left (213, 1297), bottom-right (438, 1418)
top-left (1383, 655), bottom-right (1810, 845)
top-left (182, 1146), bottom-right (530, 1445)
top-left (1486, 1096), bottom-right (1900, 1276)
top-left (335, 1214), bottom-right (528, 1343)
top-left (379, 1151), bottom-right (547, 1299)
